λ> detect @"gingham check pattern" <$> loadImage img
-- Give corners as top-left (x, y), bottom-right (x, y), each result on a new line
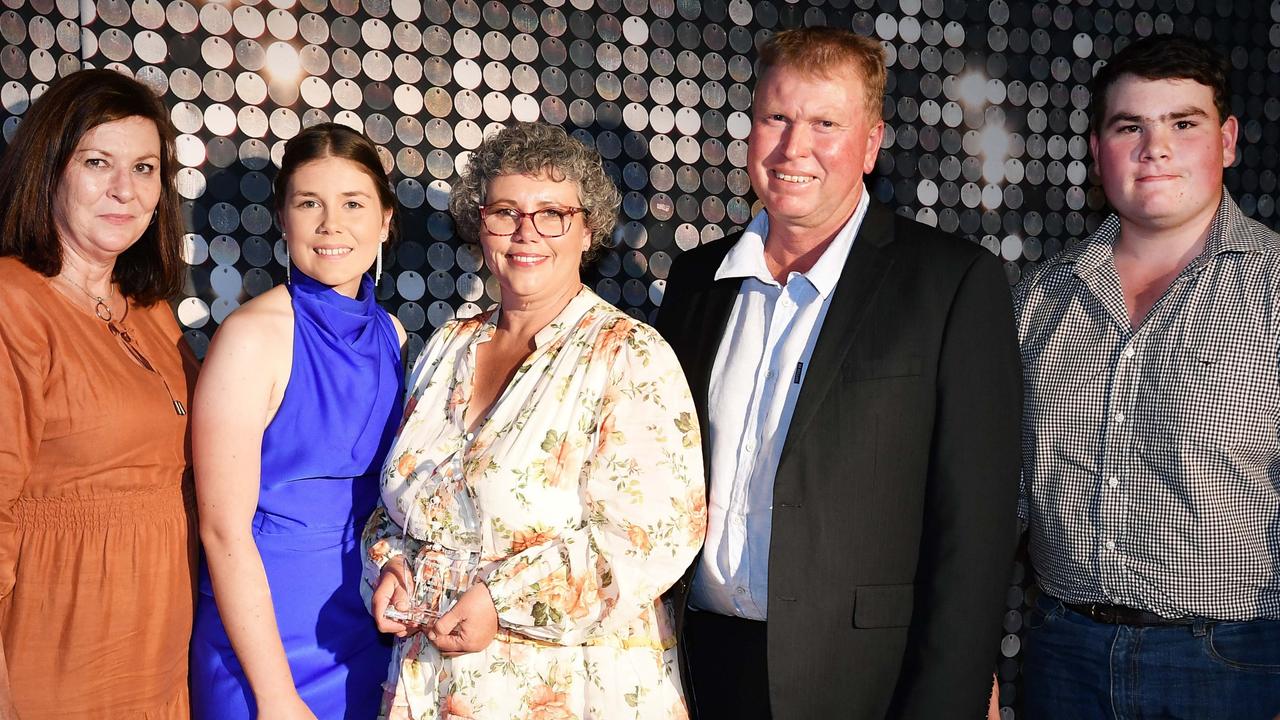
top-left (1015, 191), bottom-right (1280, 620)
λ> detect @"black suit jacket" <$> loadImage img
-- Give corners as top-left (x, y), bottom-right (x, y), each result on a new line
top-left (654, 200), bottom-right (1022, 719)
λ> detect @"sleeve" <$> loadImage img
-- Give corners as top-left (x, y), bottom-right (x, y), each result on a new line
top-left (889, 252), bottom-right (1023, 719)
top-left (483, 325), bottom-right (707, 645)
top-left (359, 500), bottom-right (425, 610)
top-left (1011, 273), bottom-right (1031, 525)
top-left (0, 309), bottom-right (46, 600)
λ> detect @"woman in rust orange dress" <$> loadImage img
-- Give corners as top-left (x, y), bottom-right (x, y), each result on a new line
top-left (0, 70), bottom-right (196, 717)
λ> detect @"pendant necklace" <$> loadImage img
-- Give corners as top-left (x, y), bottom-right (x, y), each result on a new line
top-left (56, 273), bottom-right (187, 416)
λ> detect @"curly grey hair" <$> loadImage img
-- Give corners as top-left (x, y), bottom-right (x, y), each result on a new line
top-left (449, 122), bottom-right (621, 260)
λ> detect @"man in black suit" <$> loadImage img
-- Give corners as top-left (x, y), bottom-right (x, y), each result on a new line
top-left (655, 27), bottom-right (1021, 719)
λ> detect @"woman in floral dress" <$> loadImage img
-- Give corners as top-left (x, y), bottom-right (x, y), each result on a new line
top-left (363, 121), bottom-right (706, 720)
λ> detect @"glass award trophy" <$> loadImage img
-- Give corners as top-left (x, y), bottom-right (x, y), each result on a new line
top-left (384, 479), bottom-right (483, 624)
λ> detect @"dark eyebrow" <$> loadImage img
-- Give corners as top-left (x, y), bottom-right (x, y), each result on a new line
top-left (292, 190), bottom-right (372, 197)
top-left (75, 147), bottom-right (160, 162)
top-left (1105, 106), bottom-right (1210, 127)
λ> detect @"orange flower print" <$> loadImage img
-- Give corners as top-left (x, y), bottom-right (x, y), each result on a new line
top-left (368, 539), bottom-right (393, 566)
top-left (525, 684), bottom-right (577, 720)
top-left (446, 378), bottom-right (470, 418)
top-left (592, 318), bottom-right (633, 361)
top-left (566, 567), bottom-right (603, 621)
top-left (511, 527), bottom-right (557, 554)
top-left (442, 692), bottom-right (473, 718)
top-left (541, 432), bottom-right (582, 488)
top-left (531, 565), bottom-right (602, 623)
top-left (627, 524), bottom-right (652, 553)
top-left (533, 566), bottom-right (573, 613)
top-left (674, 488), bottom-right (708, 546)
top-left (395, 451), bottom-right (417, 478)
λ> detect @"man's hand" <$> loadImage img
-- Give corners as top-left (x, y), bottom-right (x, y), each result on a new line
top-left (428, 583), bottom-right (498, 655)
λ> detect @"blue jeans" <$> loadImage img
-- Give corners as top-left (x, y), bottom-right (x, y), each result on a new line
top-left (1022, 592), bottom-right (1280, 719)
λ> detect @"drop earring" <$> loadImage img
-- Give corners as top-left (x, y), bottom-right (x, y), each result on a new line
top-left (375, 233), bottom-right (386, 286)
top-left (283, 232), bottom-right (291, 285)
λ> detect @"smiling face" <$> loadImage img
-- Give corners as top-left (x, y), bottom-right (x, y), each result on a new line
top-left (53, 116), bottom-right (163, 267)
top-left (1090, 74), bottom-right (1237, 235)
top-left (281, 155), bottom-right (392, 297)
top-left (479, 173), bottom-right (590, 309)
top-left (746, 64), bottom-right (884, 242)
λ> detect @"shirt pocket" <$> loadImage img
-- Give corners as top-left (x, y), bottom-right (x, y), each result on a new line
top-left (852, 583), bottom-right (915, 628)
top-left (1159, 338), bottom-right (1270, 449)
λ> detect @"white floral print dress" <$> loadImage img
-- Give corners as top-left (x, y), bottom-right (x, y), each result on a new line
top-left (362, 288), bottom-right (707, 720)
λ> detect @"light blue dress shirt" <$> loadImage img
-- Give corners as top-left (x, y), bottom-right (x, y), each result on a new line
top-left (690, 189), bottom-right (870, 620)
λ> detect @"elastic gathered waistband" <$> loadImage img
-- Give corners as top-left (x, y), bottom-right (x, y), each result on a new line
top-left (15, 485), bottom-right (194, 528)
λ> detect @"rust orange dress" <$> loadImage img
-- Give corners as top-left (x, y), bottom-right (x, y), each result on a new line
top-left (0, 257), bottom-right (198, 718)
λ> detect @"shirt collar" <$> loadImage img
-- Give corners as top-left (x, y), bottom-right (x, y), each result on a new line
top-left (1070, 188), bottom-right (1262, 278)
top-left (714, 185), bottom-right (870, 299)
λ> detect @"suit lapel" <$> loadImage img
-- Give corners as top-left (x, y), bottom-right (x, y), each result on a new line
top-left (674, 235), bottom-right (743, 475)
top-left (688, 278), bottom-right (740, 411)
top-left (778, 202), bottom-right (897, 467)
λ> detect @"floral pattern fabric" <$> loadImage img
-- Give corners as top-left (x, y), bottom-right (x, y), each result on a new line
top-left (362, 288), bottom-right (706, 720)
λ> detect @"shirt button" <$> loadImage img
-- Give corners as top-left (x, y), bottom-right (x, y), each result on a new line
top-left (1113, 412), bottom-right (1125, 424)
top-left (1123, 347), bottom-right (1135, 359)
top-left (765, 370), bottom-right (776, 380)
top-left (1108, 476), bottom-right (1119, 488)
top-left (1105, 540), bottom-right (1116, 551)
top-left (744, 441), bottom-right (755, 454)
top-left (465, 432), bottom-right (474, 442)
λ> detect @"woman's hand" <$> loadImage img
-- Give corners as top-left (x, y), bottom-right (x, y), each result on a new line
top-left (428, 583), bottom-right (498, 655)
top-left (256, 692), bottom-right (318, 720)
top-left (371, 556), bottom-right (420, 637)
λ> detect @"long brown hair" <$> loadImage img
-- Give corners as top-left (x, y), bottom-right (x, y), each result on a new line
top-left (0, 69), bottom-right (184, 305)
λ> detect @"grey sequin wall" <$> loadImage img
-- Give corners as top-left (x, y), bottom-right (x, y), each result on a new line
top-left (3, 0), bottom-right (1278, 716)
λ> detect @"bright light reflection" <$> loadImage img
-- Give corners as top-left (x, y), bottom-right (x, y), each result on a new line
top-left (262, 42), bottom-right (302, 87)
top-left (983, 157), bottom-right (1006, 184)
top-left (980, 124), bottom-right (1011, 160)
top-left (957, 72), bottom-right (988, 108)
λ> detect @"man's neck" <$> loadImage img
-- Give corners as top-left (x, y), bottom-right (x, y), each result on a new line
top-left (1113, 201), bottom-right (1218, 274)
top-left (762, 205), bottom-right (861, 283)
top-left (762, 235), bottom-right (832, 283)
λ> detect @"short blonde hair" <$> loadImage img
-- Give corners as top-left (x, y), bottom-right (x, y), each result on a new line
top-left (758, 27), bottom-right (887, 120)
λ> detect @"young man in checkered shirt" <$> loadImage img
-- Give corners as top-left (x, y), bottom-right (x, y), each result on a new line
top-left (1015, 34), bottom-right (1280, 719)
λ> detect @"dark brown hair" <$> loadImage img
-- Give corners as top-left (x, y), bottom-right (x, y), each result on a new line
top-left (272, 122), bottom-right (398, 243)
top-left (1091, 34), bottom-right (1232, 131)
top-left (0, 69), bottom-right (184, 304)
top-left (757, 27), bottom-right (887, 121)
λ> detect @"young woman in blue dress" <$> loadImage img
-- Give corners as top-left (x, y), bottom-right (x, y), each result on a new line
top-left (190, 123), bottom-right (405, 719)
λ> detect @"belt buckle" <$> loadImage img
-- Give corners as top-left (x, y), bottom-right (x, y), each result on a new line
top-left (1088, 603), bottom-right (1114, 623)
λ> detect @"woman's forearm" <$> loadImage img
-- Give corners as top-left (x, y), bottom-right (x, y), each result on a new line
top-left (201, 529), bottom-right (299, 704)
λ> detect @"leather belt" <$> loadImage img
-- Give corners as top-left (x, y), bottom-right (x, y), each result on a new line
top-left (1064, 602), bottom-right (1194, 627)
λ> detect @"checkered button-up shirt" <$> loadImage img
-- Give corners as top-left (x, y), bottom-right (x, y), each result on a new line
top-left (1016, 190), bottom-right (1280, 621)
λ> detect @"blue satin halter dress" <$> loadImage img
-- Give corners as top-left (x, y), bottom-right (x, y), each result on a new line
top-left (190, 270), bottom-right (403, 719)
